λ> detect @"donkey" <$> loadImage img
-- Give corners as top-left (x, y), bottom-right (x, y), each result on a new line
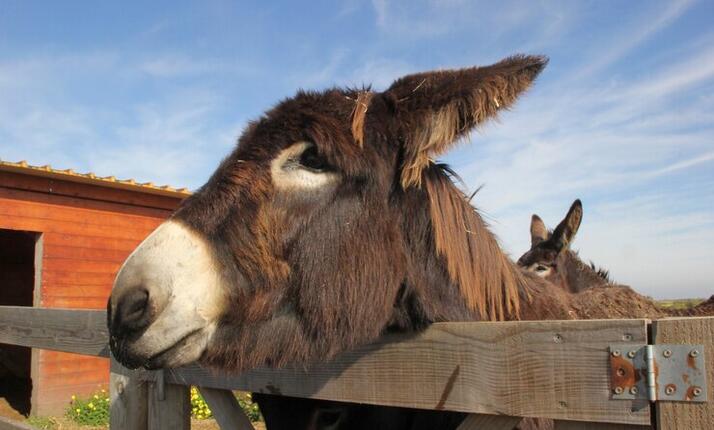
top-left (517, 199), bottom-right (610, 293)
top-left (517, 201), bottom-right (714, 320)
top-left (107, 55), bottom-right (621, 429)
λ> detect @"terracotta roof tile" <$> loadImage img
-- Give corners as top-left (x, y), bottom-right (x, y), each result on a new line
top-left (0, 159), bottom-right (191, 198)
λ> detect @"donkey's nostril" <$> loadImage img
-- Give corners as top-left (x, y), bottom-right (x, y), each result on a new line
top-left (114, 288), bottom-right (151, 333)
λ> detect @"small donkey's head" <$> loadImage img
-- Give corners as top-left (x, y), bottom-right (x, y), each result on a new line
top-left (108, 55), bottom-right (547, 371)
top-left (517, 200), bottom-right (584, 292)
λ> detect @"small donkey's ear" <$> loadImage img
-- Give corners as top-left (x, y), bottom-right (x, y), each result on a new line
top-left (530, 214), bottom-right (548, 246)
top-left (551, 199), bottom-right (583, 253)
top-left (384, 54), bottom-right (548, 188)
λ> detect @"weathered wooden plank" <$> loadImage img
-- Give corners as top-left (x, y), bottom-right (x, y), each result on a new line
top-left (0, 170), bottom-right (184, 209)
top-left (653, 317), bottom-right (713, 430)
top-left (0, 416), bottom-right (36, 430)
top-left (110, 358), bottom-right (148, 430)
top-left (148, 382), bottom-right (189, 430)
top-left (0, 213), bottom-right (156, 242)
top-left (554, 420), bottom-right (651, 429)
top-left (456, 413), bottom-right (521, 429)
top-left (199, 387), bottom-right (255, 430)
top-left (0, 306), bottom-right (109, 357)
top-left (0, 194), bottom-right (165, 231)
top-left (128, 320), bottom-right (651, 425)
top-left (0, 306), bottom-right (659, 424)
top-left (43, 231), bottom-right (145, 253)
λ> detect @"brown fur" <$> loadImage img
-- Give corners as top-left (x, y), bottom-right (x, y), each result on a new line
top-left (350, 91), bottom-right (374, 147)
top-left (114, 55), bottom-right (683, 429)
top-left (424, 167), bottom-right (522, 320)
top-left (384, 55), bottom-right (548, 188)
top-left (518, 200), bottom-right (598, 293)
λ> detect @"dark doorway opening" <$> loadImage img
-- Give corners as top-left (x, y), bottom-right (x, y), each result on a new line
top-left (0, 229), bottom-right (39, 418)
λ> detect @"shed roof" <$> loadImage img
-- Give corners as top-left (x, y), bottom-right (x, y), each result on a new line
top-left (0, 159), bottom-right (191, 198)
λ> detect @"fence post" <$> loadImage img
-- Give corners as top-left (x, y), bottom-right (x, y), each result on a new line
top-left (199, 387), bottom-right (255, 430)
top-left (148, 373), bottom-right (190, 430)
top-left (109, 358), bottom-right (148, 430)
top-left (653, 317), bottom-right (713, 429)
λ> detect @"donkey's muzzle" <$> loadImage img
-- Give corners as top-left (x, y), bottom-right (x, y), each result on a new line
top-left (106, 220), bottom-right (229, 369)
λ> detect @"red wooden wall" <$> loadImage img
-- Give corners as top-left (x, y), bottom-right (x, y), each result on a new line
top-left (0, 170), bottom-right (184, 415)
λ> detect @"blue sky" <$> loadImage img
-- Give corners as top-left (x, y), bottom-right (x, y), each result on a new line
top-left (1, 0), bottom-right (713, 298)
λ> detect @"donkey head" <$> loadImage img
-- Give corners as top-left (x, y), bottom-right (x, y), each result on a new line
top-left (517, 199), bottom-right (584, 292)
top-left (108, 55), bottom-right (547, 371)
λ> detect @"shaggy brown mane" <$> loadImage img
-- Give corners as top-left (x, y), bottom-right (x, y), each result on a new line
top-left (350, 91), bottom-right (373, 147)
top-left (423, 165), bottom-right (524, 320)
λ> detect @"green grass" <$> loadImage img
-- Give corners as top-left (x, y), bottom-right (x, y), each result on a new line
top-left (190, 387), bottom-right (262, 422)
top-left (26, 416), bottom-right (58, 429)
top-left (66, 390), bottom-right (110, 427)
top-left (657, 298), bottom-right (704, 310)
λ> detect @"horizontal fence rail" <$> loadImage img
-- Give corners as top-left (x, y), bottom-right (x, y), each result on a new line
top-left (0, 305), bottom-right (712, 429)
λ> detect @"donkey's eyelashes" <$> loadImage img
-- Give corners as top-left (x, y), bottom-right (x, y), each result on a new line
top-left (298, 145), bottom-right (331, 172)
top-left (271, 142), bottom-right (340, 191)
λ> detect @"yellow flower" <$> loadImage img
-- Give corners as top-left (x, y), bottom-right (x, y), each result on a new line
top-left (71, 395), bottom-right (77, 401)
top-left (76, 408), bottom-right (81, 413)
top-left (88, 402), bottom-right (94, 409)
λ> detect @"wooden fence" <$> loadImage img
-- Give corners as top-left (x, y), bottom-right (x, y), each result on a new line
top-left (0, 306), bottom-right (711, 429)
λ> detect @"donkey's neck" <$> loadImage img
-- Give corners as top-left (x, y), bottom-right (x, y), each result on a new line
top-left (394, 165), bottom-right (549, 326)
top-left (563, 251), bottom-right (611, 292)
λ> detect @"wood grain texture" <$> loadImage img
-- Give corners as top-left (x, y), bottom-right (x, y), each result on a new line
top-left (0, 417), bottom-right (36, 430)
top-left (653, 317), bottom-right (713, 430)
top-left (1, 212), bottom-right (155, 241)
top-left (110, 361), bottom-right (148, 430)
top-left (129, 320), bottom-right (651, 425)
top-left (0, 306), bottom-right (108, 357)
top-left (0, 194), bottom-right (165, 230)
top-left (554, 420), bottom-right (651, 429)
top-left (0, 186), bottom-right (173, 219)
top-left (13, 306), bottom-right (708, 425)
top-left (456, 413), bottom-right (521, 430)
top-left (0, 177), bottom-right (175, 415)
top-left (148, 382), bottom-right (189, 430)
top-left (199, 387), bottom-right (255, 430)
top-left (0, 171), bottom-right (184, 210)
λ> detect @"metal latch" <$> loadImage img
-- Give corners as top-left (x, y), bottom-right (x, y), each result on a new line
top-left (609, 344), bottom-right (707, 402)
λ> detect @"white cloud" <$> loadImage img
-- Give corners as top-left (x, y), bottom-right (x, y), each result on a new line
top-left (573, 0), bottom-right (697, 78)
top-left (138, 54), bottom-right (257, 78)
top-left (0, 52), bottom-right (243, 190)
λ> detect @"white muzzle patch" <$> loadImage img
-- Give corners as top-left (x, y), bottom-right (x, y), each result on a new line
top-left (111, 220), bottom-right (231, 367)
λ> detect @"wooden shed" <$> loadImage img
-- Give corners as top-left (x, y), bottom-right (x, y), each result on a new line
top-left (0, 160), bottom-right (188, 416)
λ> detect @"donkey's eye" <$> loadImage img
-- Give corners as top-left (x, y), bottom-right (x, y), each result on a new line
top-left (299, 146), bottom-right (330, 171)
top-left (535, 265), bottom-right (549, 272)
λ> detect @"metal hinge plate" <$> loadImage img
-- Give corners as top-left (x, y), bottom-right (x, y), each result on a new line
top-left (609, 344), bottom-right (707, 402)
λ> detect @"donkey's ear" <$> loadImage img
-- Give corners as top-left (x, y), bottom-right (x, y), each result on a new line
top-left (551, 199), bottom-right (583, 253)
top-left (530, 214), bottom-right (548, 246)
top-left (384, 54), bottom-right (548, 188)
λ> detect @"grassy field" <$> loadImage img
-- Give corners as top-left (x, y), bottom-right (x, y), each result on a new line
top-left (657, 298), bottom-right (705, 310)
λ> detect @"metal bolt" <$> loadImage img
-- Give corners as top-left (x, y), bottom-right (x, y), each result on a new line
top-left (622, 333), bottom-right (633, 341)
top-left (693, 387), bottom-right (703, 397)
top-left (553, 334), bottom-right (563, 343)
top-left (627, 350), bottom-right (636, 358)
top-left (690, 349), bottom-right (700, 358)
top-left (614, 387), bottom-right (624, 394)
top-left (665, 386), bottom-right (676, 395)
top-left (663, 349), bottom-right (672, 358)
top-left (616, 367), bottom-right (626, 377)
top-left (612, 350), bottom-right (621, 357)
top-left (630, 386), bottom-right (639, 395)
